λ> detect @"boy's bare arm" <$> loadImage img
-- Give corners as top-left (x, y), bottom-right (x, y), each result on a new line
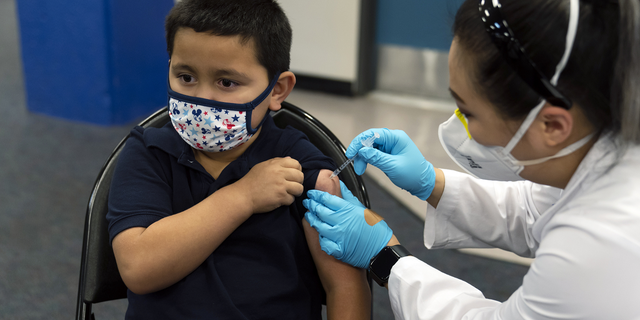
top-left (302, 169), bottom-right (371, 320)
top-left (112, 157), bottom-right (303, 295)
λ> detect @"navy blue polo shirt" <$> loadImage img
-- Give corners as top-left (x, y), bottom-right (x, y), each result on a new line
top-left (107, 115), bottom-right (336, 320)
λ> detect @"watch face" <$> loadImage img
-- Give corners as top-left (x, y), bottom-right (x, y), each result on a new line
top-left (371, 247), bottom-right (398, 280)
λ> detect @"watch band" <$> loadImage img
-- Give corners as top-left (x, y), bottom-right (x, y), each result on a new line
top-left (369, 245), bottom-right (412, 286)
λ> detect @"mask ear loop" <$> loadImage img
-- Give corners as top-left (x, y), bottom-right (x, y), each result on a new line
top-left (511, 133), bottom-right (595, 166)
top-left (503, 0), bottom-right (580, 155)
top-left (246, 72), bottom-right (281, 134)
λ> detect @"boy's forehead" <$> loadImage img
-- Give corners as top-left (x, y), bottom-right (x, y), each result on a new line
top-left (171, 27), bottom-right (267, 78)
top-left (173, 27), bottom-right (257, 58)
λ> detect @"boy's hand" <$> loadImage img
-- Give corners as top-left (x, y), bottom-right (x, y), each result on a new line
top-left (239, 157), bottom-right (304, 213)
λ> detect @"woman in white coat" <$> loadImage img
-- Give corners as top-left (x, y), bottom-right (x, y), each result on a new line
top-left (303, 0), bottom-right (640, 319)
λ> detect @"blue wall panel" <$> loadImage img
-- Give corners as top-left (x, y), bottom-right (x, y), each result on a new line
top-left (17, 0), bottom-right (112, 123)
top-left (17, 0), bottom-right (174, 125)
top-left (376, 0), bottom-right (462, 51)
top-left (108, 0), bottom-right (174, 124)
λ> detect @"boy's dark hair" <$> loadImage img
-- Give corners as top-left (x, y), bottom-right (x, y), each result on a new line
top-left (165, 0), bottom-right (292, 80)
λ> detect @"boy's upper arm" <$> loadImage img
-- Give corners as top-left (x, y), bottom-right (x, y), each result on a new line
top-left (303, 169), bottom-right (363, 286)
top-left (107, 127), bottom-right (173, 244)
top-left (314, 169), bottom-right (342, 197)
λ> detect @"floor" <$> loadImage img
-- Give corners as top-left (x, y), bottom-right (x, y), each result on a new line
top-left (0, 0), bottom-right (530, 318)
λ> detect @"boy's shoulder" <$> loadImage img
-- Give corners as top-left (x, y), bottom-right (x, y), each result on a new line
top-left (261, 114), bottom-right (307, 140)
top-left (128, 122), bottom-right (187, 159)
top-left (256, 115), bottom-right (337, 170)
top-left (250, 115), bottom-right (311, 154)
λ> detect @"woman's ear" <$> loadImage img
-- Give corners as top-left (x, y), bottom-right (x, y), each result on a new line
top-left (268, 71), bottom-right (296, 111)
top-left (537, 103), bottom-right (574, 148)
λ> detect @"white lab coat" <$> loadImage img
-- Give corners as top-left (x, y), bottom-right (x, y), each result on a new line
top-left (388, 134), bottom-right (640, 319)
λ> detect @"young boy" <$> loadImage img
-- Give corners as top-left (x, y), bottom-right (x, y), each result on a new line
top-left (106, 0), bottom-right (371, 319)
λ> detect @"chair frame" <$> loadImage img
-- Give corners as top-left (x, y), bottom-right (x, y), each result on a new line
top-left (75, 102), bottom-right (370, 320)
top-left (75, 107), bottom-right (169, 320)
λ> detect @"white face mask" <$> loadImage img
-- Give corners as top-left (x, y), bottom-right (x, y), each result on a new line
top-left (439, 0), bottom-right (593, 181)
top-left (168, 73), bottom-right (280, 152)
top-left (438, 108), bottom-right (594, 181)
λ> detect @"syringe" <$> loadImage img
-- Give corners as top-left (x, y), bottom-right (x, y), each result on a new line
top-left (329, 132), bottom-right (380, 179)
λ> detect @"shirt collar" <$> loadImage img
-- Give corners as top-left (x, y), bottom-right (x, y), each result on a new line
top-left (564, 132), bottom-right (619, 193)
top-left (144, 113), bottom-right (276, 167)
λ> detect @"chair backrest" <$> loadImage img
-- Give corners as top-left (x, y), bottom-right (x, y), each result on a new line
top-left (75, 102), bottom-right (370, 320)
top-left (75, 108), bottom-right (170, 320)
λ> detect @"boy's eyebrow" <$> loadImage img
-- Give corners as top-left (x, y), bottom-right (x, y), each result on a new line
top-left (171, 64), bottom-right (251, 81)
top-left (213, 69), bottom-right (251, 81)
top-left (171, 63), bottom-right (197, 74)
top-left (448, 88), bottom-right (465, 104)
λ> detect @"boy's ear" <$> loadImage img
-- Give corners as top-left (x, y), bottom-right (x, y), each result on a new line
top-left (269, 71), bottom-right (296, 111)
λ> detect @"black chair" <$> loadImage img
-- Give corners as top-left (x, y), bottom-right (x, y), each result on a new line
top-left (75, 101), bottom-right (371, 320)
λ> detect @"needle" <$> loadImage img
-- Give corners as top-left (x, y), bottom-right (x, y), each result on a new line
top-left (329, 132), bottom-right (380, 179)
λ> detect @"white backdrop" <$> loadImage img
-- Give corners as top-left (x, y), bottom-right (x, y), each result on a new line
top-left (279, 0), bottom-right (361, 82)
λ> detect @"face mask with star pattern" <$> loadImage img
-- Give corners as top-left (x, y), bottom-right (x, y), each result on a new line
top-left (167, 73), bottom-right (280, 152)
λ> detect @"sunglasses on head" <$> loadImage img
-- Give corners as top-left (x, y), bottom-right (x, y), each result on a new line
top-left (479, 0), bottom-right (572, 109)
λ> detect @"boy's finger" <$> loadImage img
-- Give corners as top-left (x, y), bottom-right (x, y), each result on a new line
top-left (283, 168), bottom-right (304, 184)
top-left (279, 157), bottom-right (302, 170)
top-left (285, 180), bottom-right (304, 197)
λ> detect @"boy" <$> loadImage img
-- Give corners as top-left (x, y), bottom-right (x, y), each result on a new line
top-left (106, 0), bottom-right (371, 319)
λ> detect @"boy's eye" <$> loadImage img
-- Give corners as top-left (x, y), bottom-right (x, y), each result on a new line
top-left (179, 74), bottom-right (195, 83)
top-left (220, 79), bottom-right (238, 88)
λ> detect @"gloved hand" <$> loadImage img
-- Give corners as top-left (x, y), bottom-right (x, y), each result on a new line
top-left (303, 181), bottom-right (393, 269)
top-left (346, 128), bottom-right (436, 200)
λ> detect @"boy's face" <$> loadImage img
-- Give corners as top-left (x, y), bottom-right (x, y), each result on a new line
top-left (169, 27), bottom-right (274, 130)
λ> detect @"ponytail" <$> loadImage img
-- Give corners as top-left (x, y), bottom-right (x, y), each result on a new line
top-left (614, 0), bottom-right (640, 145)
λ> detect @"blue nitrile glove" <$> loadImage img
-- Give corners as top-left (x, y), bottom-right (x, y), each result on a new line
top-left (303, 181), bottom-right (392, 269)
top-left (346, 128), bottom-right (436, 200)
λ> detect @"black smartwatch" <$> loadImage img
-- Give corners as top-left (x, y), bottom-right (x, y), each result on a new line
top-left (369, 245), bottom-right (412, 286)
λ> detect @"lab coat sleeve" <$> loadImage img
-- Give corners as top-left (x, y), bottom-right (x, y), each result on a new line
top-left (388, 214), bottom-right (640, 320)
top-left (388, 257), bottom-right (501, 320)
top-left (424, 169), bottom-right (562, 257)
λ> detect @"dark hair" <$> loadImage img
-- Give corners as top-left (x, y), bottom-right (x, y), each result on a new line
top-left (453, 0), bottom-right (640, 144)
top-left (165, 0), bottom-right (292, 80)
